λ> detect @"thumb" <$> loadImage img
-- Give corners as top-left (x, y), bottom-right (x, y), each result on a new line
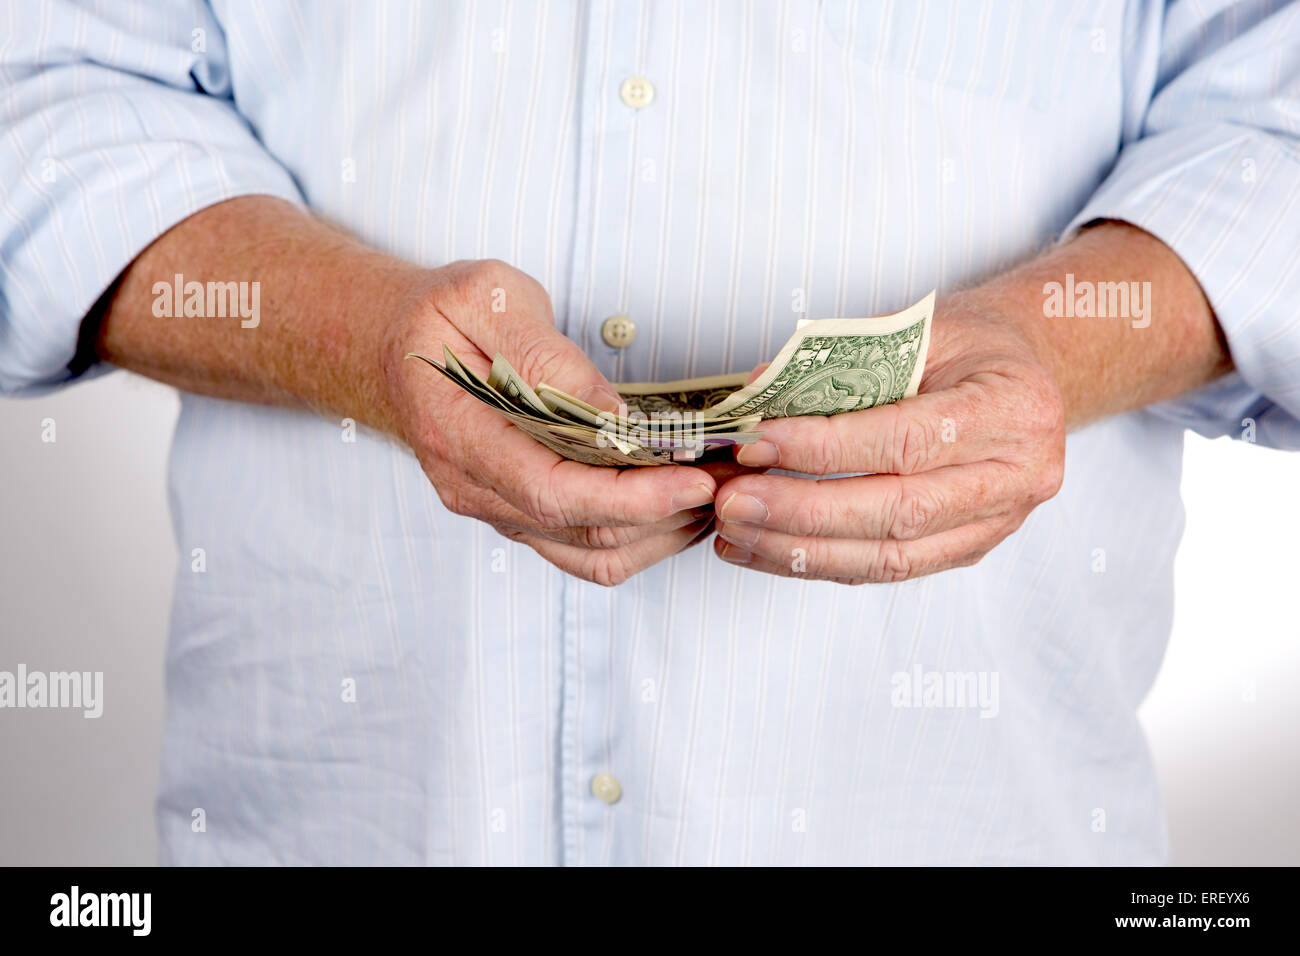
top-left (574, 382), bottom-right (626, 415)
top-left (745, 362), bottom-right (771, 386)
top-left (506, 319), bottom-right (624, 414)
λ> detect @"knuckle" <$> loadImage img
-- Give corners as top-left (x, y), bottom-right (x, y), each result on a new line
top-left (795, 492), bottom-right (836, 537)
top-left (473, 258), bottom-right (554, 326)
top-left (443, 259), bottom-right (491, 307)
top-left (890, 484), bottom-right (937, 541)
top-left (1034, 457), bottom-right (1066, 503)
top-left (814, 423), bottom-right (848, 474)
top-left (436, 484), bottom-right (477, 519)
top-left (578, 524), bottom-right (626, 550)
top-left (588, 554), bottom-right (633, 588)
top-left (442, 258), bottom-right (523, 316)
top-left (892, 413), bottom-right (936, 474)
top-left (471, 257), bottom-right (513, 291)
top-left (864, 540), bottom-right (914, 583)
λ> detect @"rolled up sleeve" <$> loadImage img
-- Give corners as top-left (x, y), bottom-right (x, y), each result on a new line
top-left (0, 0), bottom-right (304, 396)
top-left (1065, 0), bottom-right (1300, 449)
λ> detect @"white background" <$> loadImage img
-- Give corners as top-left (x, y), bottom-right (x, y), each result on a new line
top-left (1, 371), bottom-right (1297, 865)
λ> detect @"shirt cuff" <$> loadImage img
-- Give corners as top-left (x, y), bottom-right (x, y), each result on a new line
top-left (0, 96), bottom-right (305, 397)
top-left (1063, 123), bottom-right (1300, 448)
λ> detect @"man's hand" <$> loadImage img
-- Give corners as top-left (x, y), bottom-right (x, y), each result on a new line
top-left (93, 197), bottom-right (717, 587)
top-left (711, 293), bottom-right (1066, 583)
top-left (710, 221), bottom-right (1232, 584)
top-left (382, 259), bottom-right (717, 586)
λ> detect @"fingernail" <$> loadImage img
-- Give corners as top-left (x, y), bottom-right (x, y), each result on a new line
top-left (718, 521), bottom-right (761, 549)
top-left (719, 492), bottom-right (768, 524)
top-left (736, 440), bottom-right (780, 467)
top-left (671, 483), bottom-right (715, 512)
top-left (576, 384), bottom-right (624, 414)
top-left (719, 543), bottom-right (753, 565)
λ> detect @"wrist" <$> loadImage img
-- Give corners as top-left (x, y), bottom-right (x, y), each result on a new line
top-left (365, 266), bottom-right (447, 442)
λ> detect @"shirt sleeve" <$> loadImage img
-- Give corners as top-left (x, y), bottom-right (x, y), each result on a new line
top-left (0, 0), bottom-right (305, 396)
top-left (1064, 0), bottom-right (1300, 450)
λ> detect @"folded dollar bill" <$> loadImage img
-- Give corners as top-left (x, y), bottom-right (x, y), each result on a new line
top-left (407, 290), bottom-right (934, 467)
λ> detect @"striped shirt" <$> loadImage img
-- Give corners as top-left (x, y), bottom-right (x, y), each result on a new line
top-left (2, 0), bottom-right (1299, 864)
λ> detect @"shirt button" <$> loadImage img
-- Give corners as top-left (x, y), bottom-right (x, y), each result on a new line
top-left (600, 314), bottom-right (637, 349)
top-left (619, 76), bottom-right (655, 109)
top-left (591, 772), bottom-right (622, 804)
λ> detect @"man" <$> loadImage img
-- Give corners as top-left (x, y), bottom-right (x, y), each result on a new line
top-left (2, 0), bottom-right (1296, 865)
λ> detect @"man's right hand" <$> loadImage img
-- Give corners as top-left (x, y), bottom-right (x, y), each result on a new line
top-left (381, 259), bottom-right (718, 585)
top-left (94, 198), bottom-right (717, 587)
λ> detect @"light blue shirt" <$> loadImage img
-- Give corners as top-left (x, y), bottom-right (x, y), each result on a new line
top-left (3, 0), bottom-right (1298, 864)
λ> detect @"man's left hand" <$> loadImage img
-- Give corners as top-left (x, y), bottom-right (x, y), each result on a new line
top-left (712, 291), bottom-right (1067, 584)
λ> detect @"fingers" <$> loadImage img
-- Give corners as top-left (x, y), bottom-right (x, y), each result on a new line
top-left (712, 514), bottom-right (1021, 584)
top-left (473, 445), bottom-right (717, 530)
top-left (514, 514), bottom-right (716, 587)
top-left (448, 480), bottom-right (715, 549)
top-left (716, 463), bottom-right (1022, 542)
top-left (734, 387), bottom-right (976, 473)
top-left (571, 506), bottom-right (713, 548)
top-left (528, 460), bottom-right (717, 528)
top-left (428, 431), bottom-right (719, 546)
top-left (716, 353), bottom-right (1065, 583)
top-left (735, 374), bottom-right (1061, 475)
top-left (419, 381), bottom-right (718, 529)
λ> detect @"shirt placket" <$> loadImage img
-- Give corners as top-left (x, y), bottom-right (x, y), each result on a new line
top-left (558, 0), bottom-right (653, 866)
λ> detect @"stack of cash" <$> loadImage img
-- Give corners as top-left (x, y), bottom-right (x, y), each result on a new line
top-left (407, 291), bottom-right (934, 467)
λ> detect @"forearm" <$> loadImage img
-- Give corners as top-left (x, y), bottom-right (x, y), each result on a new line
top-left (968, 220), bottom-right (1233, 428)
top-left (89, 194), bottom-right (719, 584)
top-left (92, 195), bottom-right (427, 436)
